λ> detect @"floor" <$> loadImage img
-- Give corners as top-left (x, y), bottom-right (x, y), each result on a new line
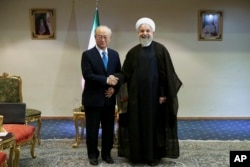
top-left (29, 119), bottom-right (250, 140)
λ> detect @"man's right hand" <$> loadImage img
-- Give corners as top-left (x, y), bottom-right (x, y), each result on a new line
top-left (107, 75), bottom-right (119, 86)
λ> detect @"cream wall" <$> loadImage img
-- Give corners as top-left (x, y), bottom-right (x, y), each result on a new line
top-left (0, 0), bottom-right (249, 117)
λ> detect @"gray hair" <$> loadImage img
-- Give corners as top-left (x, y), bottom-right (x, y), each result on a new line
top-left (95, 25), bottom-right (112, 36)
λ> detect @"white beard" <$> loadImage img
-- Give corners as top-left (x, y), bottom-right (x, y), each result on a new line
top-left (139, 36), bottom-right (153, 47)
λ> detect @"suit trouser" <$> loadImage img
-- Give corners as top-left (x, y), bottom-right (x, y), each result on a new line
top-left (85, 105), bottom-right (115, 159)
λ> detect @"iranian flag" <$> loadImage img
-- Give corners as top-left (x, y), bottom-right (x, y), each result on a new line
top-left (82, 7), bottom-right (100, 89)
top-left (88, 7), bottom-right (100, 49)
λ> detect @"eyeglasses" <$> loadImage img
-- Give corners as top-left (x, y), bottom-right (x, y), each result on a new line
top-left (95, 35), bottom-right (109, 40)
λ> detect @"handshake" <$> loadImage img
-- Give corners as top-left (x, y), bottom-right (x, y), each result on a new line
top-left (107, 75), bottom-right (119, 86)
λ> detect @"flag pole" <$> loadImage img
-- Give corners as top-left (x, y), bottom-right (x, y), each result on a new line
top-left (96, 0), bottom-right (99, 8)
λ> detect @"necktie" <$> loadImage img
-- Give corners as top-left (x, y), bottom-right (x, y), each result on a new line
top-left (102, 51), bottom-right (108, 70)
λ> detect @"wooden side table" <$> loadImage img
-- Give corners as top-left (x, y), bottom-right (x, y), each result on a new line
top-left (72, 107), bottom-right (85, 148)
top-left (113, 110), bottom-right (119, 148)
top-left (0, 132), bottom-right (16, 167)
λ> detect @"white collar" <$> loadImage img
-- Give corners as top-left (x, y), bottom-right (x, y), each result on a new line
top-left (96, 46), bottom-right (108, 55)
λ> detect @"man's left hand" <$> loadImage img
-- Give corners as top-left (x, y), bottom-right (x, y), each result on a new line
top-left (105, 87), bottom-right (115, 98)
top-left (159, 96), bottom-right (167, 104)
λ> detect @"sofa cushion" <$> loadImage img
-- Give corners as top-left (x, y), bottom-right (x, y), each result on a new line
top-left (0, 151), bottom-right (7, 166)
top-left (26, 108), bottom-right (41, 117)
top-left (3, 124), bottom-right (35, 144)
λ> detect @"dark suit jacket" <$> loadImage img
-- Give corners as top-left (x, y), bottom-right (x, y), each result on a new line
top-left (81, 46), bottom-right (121, 107)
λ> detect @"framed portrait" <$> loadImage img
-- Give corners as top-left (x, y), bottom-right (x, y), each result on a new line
top-left (198, 10), bottom-right (223, 41)
top-left (29, 8), bottom-right (56, 39)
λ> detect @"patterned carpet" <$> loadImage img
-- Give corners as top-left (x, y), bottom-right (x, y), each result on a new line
top-left (18, 139), bottom-right (250, 167)
top-left (30, 119), bottom-right (250, 140)
top-left (13, 119), bottom-right (250, 166)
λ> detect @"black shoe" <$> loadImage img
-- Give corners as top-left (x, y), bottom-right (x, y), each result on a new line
top-left (102, 156), bottom-right (114, 164)
top-left (89, 158), bottom-right (98, 165)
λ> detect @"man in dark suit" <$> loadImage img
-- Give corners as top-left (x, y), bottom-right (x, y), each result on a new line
top-left (81, 25), bottom-right (121, 165)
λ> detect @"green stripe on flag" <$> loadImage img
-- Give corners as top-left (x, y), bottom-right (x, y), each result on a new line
top-left (88, 7), bottom-right (100, 49)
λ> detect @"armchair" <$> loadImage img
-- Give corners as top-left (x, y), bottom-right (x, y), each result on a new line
top-left (0, 152), bottom-right (7, 167)
top-left (0, 103), bottom-right (36, 167)
top-left (0, 72), bottom-right (42, 144)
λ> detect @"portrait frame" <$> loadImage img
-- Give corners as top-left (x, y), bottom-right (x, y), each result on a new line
top-left (29, 8), bottom-right (56, 40)
top-left (198, 10), bottom-right (223, 41)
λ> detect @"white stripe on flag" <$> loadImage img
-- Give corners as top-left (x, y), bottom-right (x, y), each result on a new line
top-left (82, 7), bottom-right (100, 90)
top-left (88, 7), bottom-right (100, 49)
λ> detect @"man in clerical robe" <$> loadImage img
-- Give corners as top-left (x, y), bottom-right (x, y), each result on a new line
top-left (114, 17), bottom-right (182, 166)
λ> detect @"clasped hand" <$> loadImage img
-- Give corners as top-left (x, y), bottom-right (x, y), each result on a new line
top-left (107, 75), bottom-right (119, 86)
